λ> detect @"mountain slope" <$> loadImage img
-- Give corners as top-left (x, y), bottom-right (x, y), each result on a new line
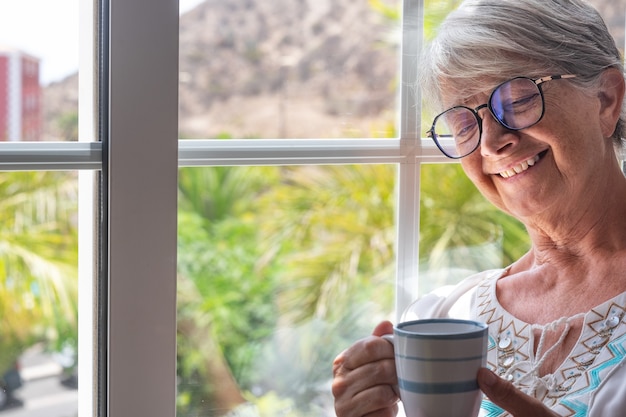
top-left (178, 0), bottom-right (398, 138)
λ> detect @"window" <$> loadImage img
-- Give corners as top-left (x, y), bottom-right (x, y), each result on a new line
top-left (175, 0), bottom-right (433, 415)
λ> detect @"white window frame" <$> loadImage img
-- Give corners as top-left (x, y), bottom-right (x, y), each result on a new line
top-left (0, 0), bottom-right (456, 415)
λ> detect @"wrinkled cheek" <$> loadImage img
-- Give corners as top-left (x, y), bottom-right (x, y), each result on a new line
top-left (459, 159), bottom-right (485, 190)
top-left (458, 157), bottom-right (499, 198)
top-left (463, 168), bottom-right (507, 212)
top-left (476, 177), bottom-right (501, 204)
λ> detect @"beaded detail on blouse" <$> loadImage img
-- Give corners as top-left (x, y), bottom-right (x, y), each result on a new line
top-left (475, 271), bottom-right (626, 417)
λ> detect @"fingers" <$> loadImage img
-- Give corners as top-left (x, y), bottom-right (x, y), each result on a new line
top-left (362, 403), bottom-right (400, 417)
top-left (477, 368), bottom-right (560, 417)
top-left (334, 322), bottom-right (395, 372)
top-left (332, 321), bottom-right (399, 417)
top-left (372, 320), bottom-right (394, 337)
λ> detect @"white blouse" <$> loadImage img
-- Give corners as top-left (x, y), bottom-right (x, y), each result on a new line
top-left (407, 269), bottom-right (626, 417)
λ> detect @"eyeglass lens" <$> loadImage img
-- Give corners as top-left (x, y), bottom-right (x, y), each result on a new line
top-left (432, 77), bottom-right (544, 158)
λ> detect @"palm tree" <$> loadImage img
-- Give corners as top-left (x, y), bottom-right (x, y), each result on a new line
top-left (257, 164), bottom-right (396, 325)
top-left (419, 164), bottom-right (529, 293)
top-left (0, 171), bottom-right (78, 374)
top-left (177, 166), bottom-right (281, 416)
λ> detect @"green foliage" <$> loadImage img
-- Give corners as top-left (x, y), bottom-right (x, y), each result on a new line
top-left (419, 164), bottom-right (529, 292)
top-left (178, 213), bottom-right (278, 382)
top-left (0, 171), bottom-right (78, 372)
top-left (367, 0), bottom-right (462, 41)
top-left (368, 0), bottom-right (400, 22)
top-left (424, 0), bottom-right (463, 40)
top-left (177, 166), bottom-right (282, 415)
top-left (176, 164), bottom-right (396, 415)
top-left (240, 164), bottom-right (397, 415)
top-left (248, 305), bottom-right (386, 415)
top-left (257, 165), bottom-right (396, 324)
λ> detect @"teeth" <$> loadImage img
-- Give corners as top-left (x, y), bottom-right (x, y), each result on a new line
top-left (499, 155), bottom-right (540, 178)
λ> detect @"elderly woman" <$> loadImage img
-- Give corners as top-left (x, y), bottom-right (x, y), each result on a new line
top-left (331, 0), bottom-right (626, 416)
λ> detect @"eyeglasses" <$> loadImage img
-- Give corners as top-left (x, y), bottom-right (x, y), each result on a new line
top-left (426, 74), bottom-right (577, 159)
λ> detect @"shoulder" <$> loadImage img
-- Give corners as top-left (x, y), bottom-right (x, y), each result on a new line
top-left (403, 269), bottom-right (504, 320)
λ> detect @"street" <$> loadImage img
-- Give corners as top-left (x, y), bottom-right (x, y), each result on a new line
top-left (1, 376), bottom-right (77, 417)
top-left (0, 346), bottom-right (77, 417)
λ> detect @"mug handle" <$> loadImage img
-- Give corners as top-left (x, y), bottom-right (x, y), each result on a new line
top-left (379, 334), bottom-right (400, 398)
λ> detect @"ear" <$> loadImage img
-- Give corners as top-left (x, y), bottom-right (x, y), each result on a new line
top-left (597, 67), bottom-right (625, 138)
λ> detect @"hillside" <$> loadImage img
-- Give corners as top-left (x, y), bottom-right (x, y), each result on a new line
top-left (43, 0), bottom-right (399, 141)
top-left (178, 0), bottom-right (398, 138)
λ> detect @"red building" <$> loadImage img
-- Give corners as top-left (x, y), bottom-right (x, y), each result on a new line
top-left (0, 47), bottom-right (42, 141)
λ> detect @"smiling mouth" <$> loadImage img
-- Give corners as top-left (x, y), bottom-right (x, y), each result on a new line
top-left (498, 153), bottom-right (543, 178)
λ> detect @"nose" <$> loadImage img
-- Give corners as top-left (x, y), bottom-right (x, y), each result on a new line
top-left (479, 109), bottom-right (520, 156)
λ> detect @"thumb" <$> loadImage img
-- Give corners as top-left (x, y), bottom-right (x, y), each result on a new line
top-left (477, 368), bottom-right (559, 417)
top-left (372, 320), bottom-right (394, 337)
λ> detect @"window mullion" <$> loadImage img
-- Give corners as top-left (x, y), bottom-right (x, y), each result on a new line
top-left (395, 0), bottom-right (425, 320)
top-left (177, 138), bottom-right (449, 167)
top-left (106, 0), bottom-right (178, 416)
top-left (78, 0), bottom-right (99, 415)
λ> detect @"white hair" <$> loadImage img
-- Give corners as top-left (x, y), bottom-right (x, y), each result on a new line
top-left (419, 0), bottom-right (625, 144)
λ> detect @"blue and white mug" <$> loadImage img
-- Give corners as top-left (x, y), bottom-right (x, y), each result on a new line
top-left (382, 319), bottom-right (488, 417)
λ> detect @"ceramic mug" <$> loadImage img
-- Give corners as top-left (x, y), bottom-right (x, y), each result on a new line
top-left (382, 318), bottom-right (488, 417)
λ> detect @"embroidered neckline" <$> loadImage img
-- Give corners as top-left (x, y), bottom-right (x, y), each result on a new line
top-left (476, 270), bottom-right (626, 402)
top-left (499, 312), bottom-right (586, 394)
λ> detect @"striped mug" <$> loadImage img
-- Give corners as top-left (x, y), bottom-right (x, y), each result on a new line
top-left (382, 319), bottom-right (488, 417)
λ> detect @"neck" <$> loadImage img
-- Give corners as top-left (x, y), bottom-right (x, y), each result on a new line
top-left (521, 169), bottom-right (626, 275)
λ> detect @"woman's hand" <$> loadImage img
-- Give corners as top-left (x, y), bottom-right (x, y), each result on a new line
top-left (477, 368), bottom-right (560, 417)
top-left (332, 321), bottom-right (399, 417)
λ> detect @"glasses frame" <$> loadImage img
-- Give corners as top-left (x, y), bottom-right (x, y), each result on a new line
top-left (426, 74), bottom-right (577, 159)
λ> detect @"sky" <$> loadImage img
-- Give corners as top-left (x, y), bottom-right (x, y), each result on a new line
top-left (0, 0), bottom-right (205, 85)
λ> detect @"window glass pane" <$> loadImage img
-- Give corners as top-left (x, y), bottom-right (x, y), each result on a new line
top-left (0, 171), bottom-right (78, 416)
top-left (0, 0), bottom-right (79, 142)
top-left (179, 0), bottom-right (400, 139)
top-left (0, 0), bottom-right (81, 414)
top-left (177, 164), bottom-right (396, 416)
top-left (418, 163), bottom-right (530, 296)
